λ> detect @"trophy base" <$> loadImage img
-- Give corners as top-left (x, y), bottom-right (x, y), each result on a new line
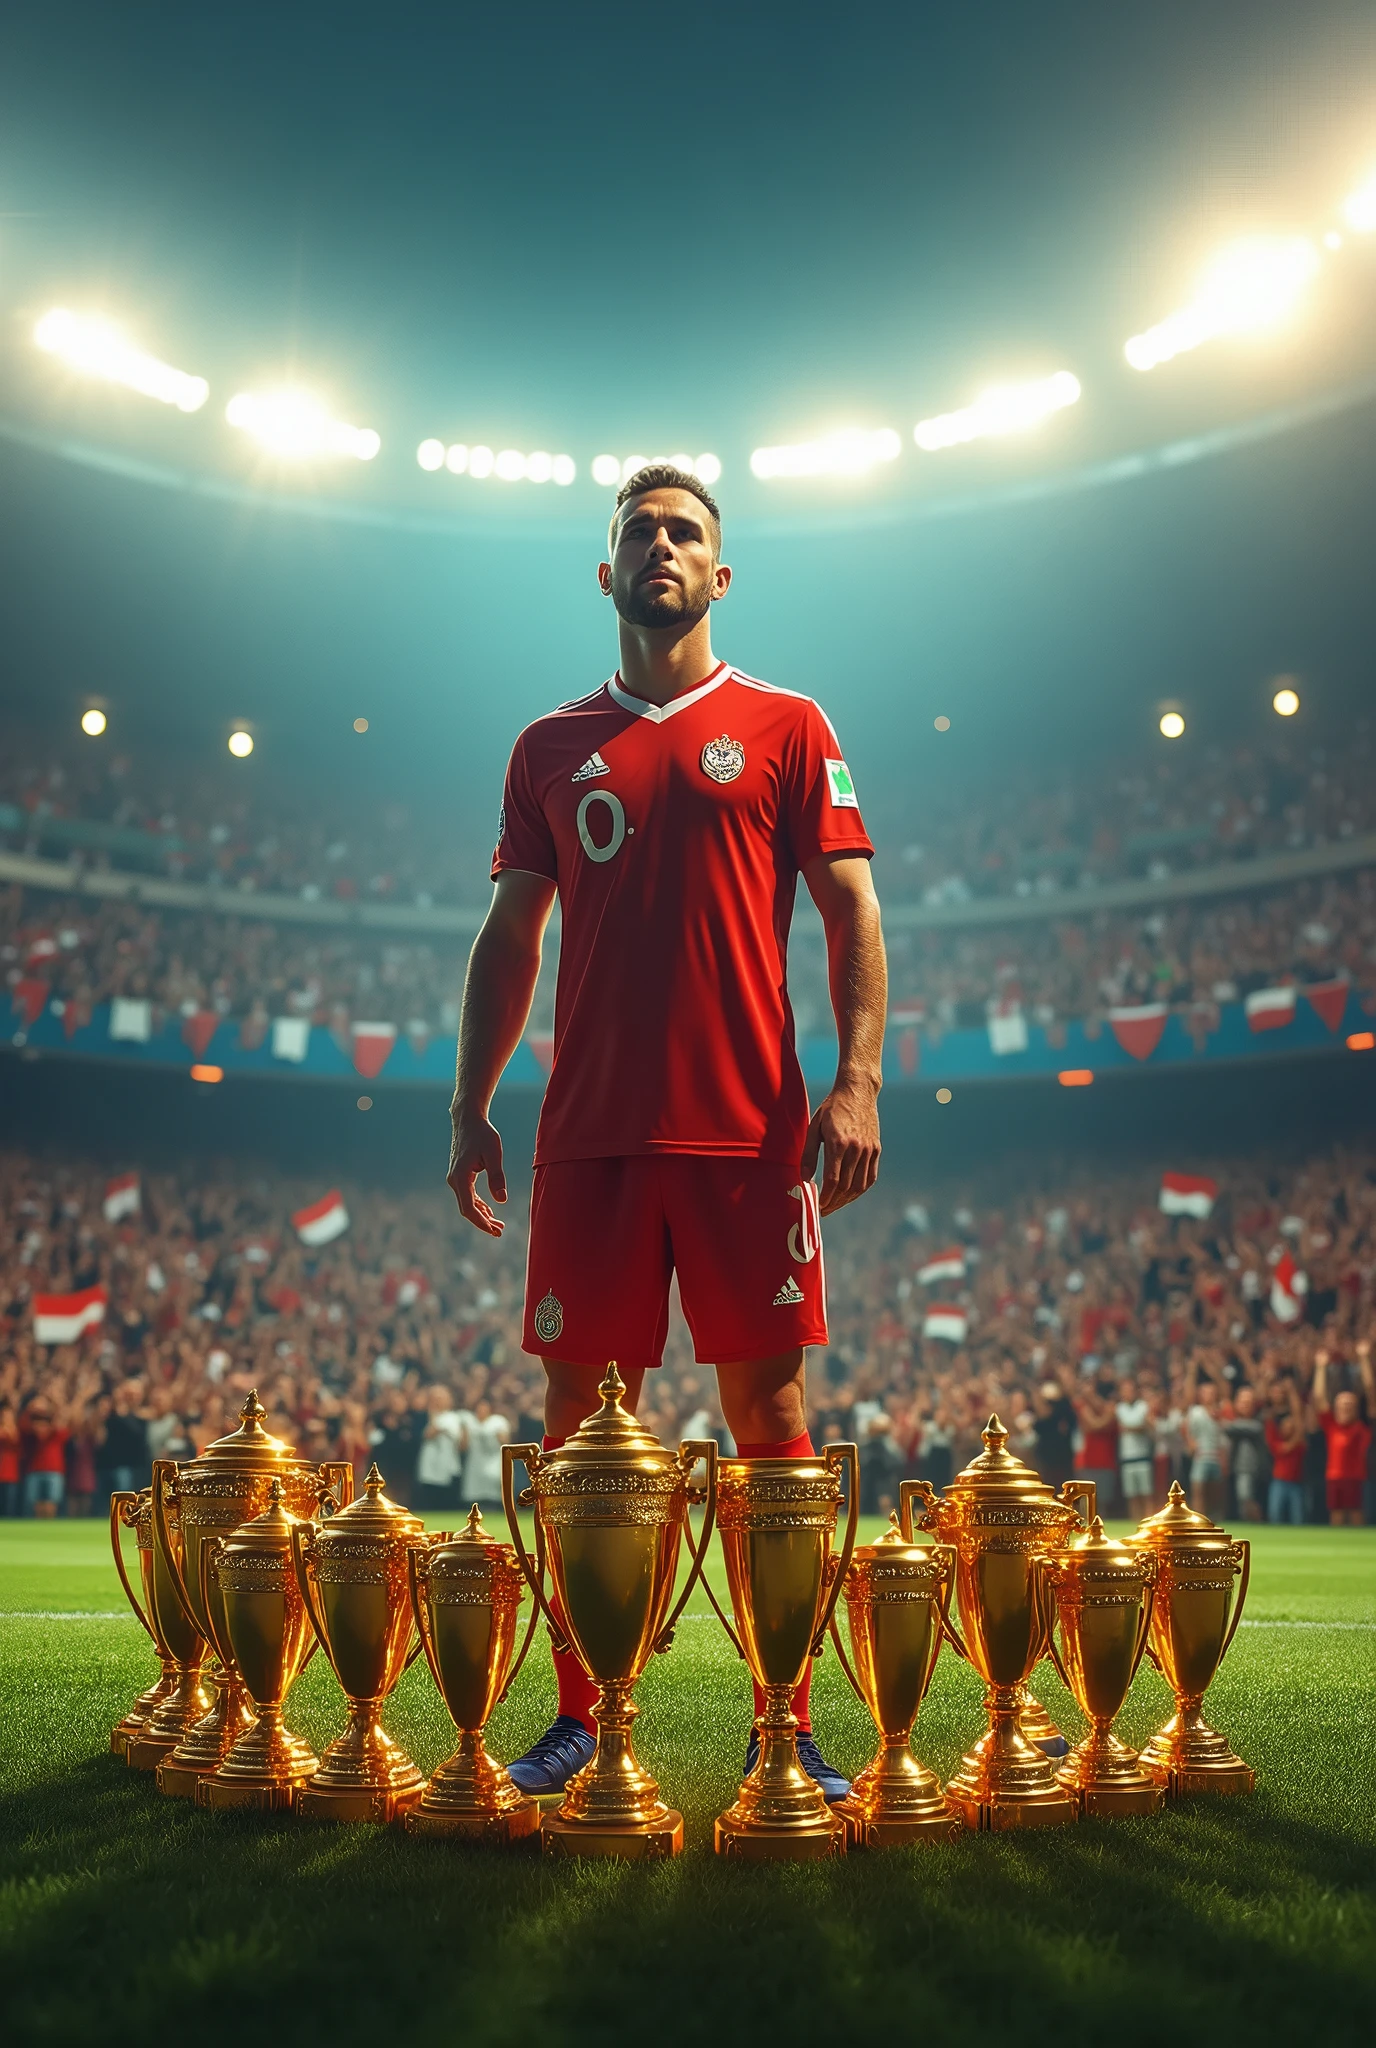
top-left (1057, 1729), bottom-right (1165, 1817)
top-left (542, 1809), bottom-right (684, 1859)
top-left (155, 1672), bottom-right (255, 1797)
top-left (298, 1707), bottom-right (427, 1824)
top-left (298, 1781), bottom-right (427, 1826)
top-left (406, 1802), bottom-right (541, 1845)
top-left (196, 1776), bottom-right (306, 1814)
top-left (947, 1788), bottom-right (1077, 1832)
top-left (1141, 1705), bottom-right (1256, 1798)
top-left (837, 1798), bottom-right (960, 1849)
top-left (157, 1756), bottom-right (221, 1800)
top-left (838, 1747), bottom-right (961, 1848)
top-left (1018, 1687), bottom-right (1069, 1758)
top-left (126, 1727), bottom-right (180, 1771)
top-left (947, 1693), bottom-right (1078, 1831)
top-left (124, 1667), bottom-right (213, 1771)
top-left (714, 1809), bottom-right (847, 1860)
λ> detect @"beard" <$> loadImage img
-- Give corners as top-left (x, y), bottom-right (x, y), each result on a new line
top-left (611, 564), bottom-right (715, 632)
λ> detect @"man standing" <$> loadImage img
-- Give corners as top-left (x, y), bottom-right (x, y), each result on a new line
top-left (448, 466), bottom-right (885, 1799)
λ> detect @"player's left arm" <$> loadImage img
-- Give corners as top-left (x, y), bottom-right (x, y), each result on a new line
top-left (800, 852), bottom-right (886, 1215)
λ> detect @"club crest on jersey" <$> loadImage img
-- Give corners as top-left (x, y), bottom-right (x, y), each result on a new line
top-left (571, 751), bottom-right (610, 783)
top-left (533, 1289), bottom-right (564, 1343)
top-left (700, 734), bottom-right (745, 784)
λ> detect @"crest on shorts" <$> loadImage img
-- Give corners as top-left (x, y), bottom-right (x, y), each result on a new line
top-left (700, 734), bottom-right (745, 784)
top-left (533, 1289), bottom-right (564, 1344)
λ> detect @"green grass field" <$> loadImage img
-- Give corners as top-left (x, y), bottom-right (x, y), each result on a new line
top-left (2, 1519), bottom-right (1374, 2047)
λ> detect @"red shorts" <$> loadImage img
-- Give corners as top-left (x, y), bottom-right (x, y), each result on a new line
top-left (1326, 1477), bottom-right (1365, 1513)
top-left (523, 1156), bottom-right (827, 1368)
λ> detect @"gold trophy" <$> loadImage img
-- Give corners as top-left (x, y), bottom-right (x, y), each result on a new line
top-left (109, 1488), bottom-right (177, 1755)
top-left (292, 1464), bottom-right (429, 1822)
top-left (115, 1486), bottom-right (212, 1772)
top-left (1040, 1515), bottom-right (1164, 1816)
top-left (828, 1512), bottom-right (958, 1847)
top-left (1131, 1483), bottom-right (1254, 1795)
top-left (152, 1391), bottom-right (353, 1798)
top-left (405, 1506), bottom-right (541, 1843)
top-left (502, 1366), bottom-right (718, 1859)
top-left (195, 1480), bottom-right (321, 1811)
top-left (708, 1441), bottom-right (859, 1860)
top-left (901, 1416), bottom-right (1093, 1831)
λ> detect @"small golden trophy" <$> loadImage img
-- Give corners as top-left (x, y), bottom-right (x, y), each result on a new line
top-left (116, 1485), bottom-right (212, 1772)
top-left (292, 1465), bottom-right (429, 1823)
top-left (901, 1416), bottom-right (1093, 1831)
top-left (405, 1506), bottom-right (541, 1843)
top-left (1131, 1483), bottom-right (1255, 1795)
top-left (829, 1513), bottom-right (958, 1847)
top-left (709, 1442), bottom-right (858, 1860)
top-left (1040, 1515), bottom-right (1164, 1816)
top-left (151, 1391), bottom-right (353, 1797)
top-left (109, 1489), bottom-right (177, 1755)
top-left (196, 1480), bottom-right (320, 1812)
top-left (503, 1366), bottom-right (717, 1859)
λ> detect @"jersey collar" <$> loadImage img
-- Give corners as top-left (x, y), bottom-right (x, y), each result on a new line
top-left (607, 661), bottom-right (730, 724)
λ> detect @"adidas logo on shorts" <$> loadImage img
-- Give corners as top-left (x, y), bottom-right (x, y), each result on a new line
top-left (571, 751), bottom-right (610, 782)
top-left (773, 1277), bottom-right (805, 1305)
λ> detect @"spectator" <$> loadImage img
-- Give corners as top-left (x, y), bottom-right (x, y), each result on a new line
top-left (1115, 1373), bottom-right (1154, 1523)
top-left (20, 1395), bottom-right (69, 1518)
top-left (1264, 1379), bottom-right (1308, 1525)
top-left (1312, 1347), bottom-right (1374, 1528)
top-left (460, 1397), bottom-right (510, 1513)
top-left (414, 1384), bottom-right (464, 1516)
top-left (1073, 1377), bottom-right (1119, 1515)
top-left (0, 1402), bottom-right (19, 1517)
top-left (1224, 1383), bottom-right (1267, 1523)
top-left (1184, 1375), bottom-right (1227, 1521)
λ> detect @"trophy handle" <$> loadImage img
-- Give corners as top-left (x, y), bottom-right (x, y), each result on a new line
top-left (500, 1444), bottom-right (570, 1656)
top-left (496, 1523), bottom-right (547, 1706)
top-left (1219, 1538), bottom-right (1251, 1664)
top-left (1037, 1560), bottom-right (1073, 1690)
top-left (197, 1537), bottom-right (236, 1670)
top-left (652, 1439), bottom-right (719, 1654)
top-left (1060, 1479), bottom-right (1097, 1527)
top-left (318, 1461), bottom-right (356, 1514)
top-left (811, 1442), bottom-right (859, 1657)
top-left (109, 1492), bottom-right (156, 1644)
top-left (291, 1522), bottom-right (339, 1682)
top-left (826, 1599), bottom-right (868, 1706)
top-left (1129, 1570), bottom-right (1157, 1685)
top-left (402, 1540), bottom-right (429, 1669)
top-left (407, 1541), bottom-right (443, 1692)
top-left (151, 1459), bottom-right (202, 1642)
top-left (898, 1477), bottom-right (939, 1542)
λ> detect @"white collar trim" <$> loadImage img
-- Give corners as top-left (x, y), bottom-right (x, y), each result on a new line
top-left (607, 662), bottom-right (729, 724)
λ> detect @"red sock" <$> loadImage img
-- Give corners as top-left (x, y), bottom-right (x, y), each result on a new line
top-left (541, 1435), bottom-right (600, 1733)
top-left (736, 1431), bottom-right (815, 1734)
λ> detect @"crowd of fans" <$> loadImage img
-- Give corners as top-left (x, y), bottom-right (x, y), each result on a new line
top-left (3, 1141), bottom-right (1372, 1528)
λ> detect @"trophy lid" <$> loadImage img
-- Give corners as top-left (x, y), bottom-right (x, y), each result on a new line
top-left (181, 1389), bottom-right (301, 1470)
top-left (945, 1414), bottom-right (1062, 1507)
top-left (1049, 1513), bottom-right (1148, 1572)
top-left (851, 1509), bottom-right (940, 1570)
top-left (220, 1477), bottom-right (305, 1557)
top-left (543, 1365), bottom-right (680, 1471)
top-left (1132, 1481), bottom-right (1236, 1554)
top-left (427, 1503), bottom-right (519, 1574)
top-left (313, 1463), bottom-right (423, 1541)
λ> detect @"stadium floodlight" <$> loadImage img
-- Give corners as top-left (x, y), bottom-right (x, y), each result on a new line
top-left (34, 308), bottom-right (209, 412)
top-left (427, 442), bottom-right (575, 484)
top-left (1272, 682), bottom-right (1300, 717)
top-left (227, 729), bottom-right (254, 757)
top-left (591, 454), bottom-right (621, 487)
top-left (1159, 711), bottom-right (1186, 739)
top-left (694, 453), bottom-right (722, 484)
top-left (1125, 236), bottom-right (1319, 371)
top-left (80, 707), bottom-right (107, 736)
top-left (225, 390), bottom-right (380, 461)
top-left (416, 438), bottom-right (445, 471)
top-left (467, 445), bottom-right (495, 478)
top-left (494, 448), bottom-right (526, 481)
top-left (592, 452), bottom-right (720, 487)
top-left (750, 428), bottom-right (901, 481)
top-left (551, 454), bottom-right (576, 486)
top-left (1343, 173), bottom-right (1376, 233)
top-left (914, 373), bottom-right (1080, 452)
top-left (445, 444), bottom-right (469, 474)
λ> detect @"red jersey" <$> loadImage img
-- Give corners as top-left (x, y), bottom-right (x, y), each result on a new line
top-left (1320, 1410), bottom-right (1373, 1481)
top-left (493, 663), bottom-right (873, 1165)
top-left (1264, 1418), bottom-right (1305, 1483)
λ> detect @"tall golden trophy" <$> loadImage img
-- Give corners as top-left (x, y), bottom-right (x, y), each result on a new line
top-left (151, 1391), bottom-right (353, 1797)
top-left (108, 1488), bottom-right (177, 1755)
top-left (405, 1506), bottom-right (541, 1843)
top-left (1131, 1483), bottom-right (1254, 1795)
top-left (709, 1441), bottom-right (858, 1860)
top-left (292, 1464), bottom-right (429, 1822)
top-left (901, 1416), bottom-right (1093, 1831)
top-left (503, 1366), bottom-right (718, 1859)
top-left (828, 1513), bottom-right (958, 1847)
top-left (1040, 1515), bottom-right (1164, 1816)
top-left (195, 1480), bottom-right (321, 1811)
top-left (115, 1486), bottom-right (212, 1772)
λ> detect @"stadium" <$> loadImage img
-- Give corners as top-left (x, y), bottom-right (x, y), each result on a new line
top-left (2, 4), bottom-right (1374, 2042)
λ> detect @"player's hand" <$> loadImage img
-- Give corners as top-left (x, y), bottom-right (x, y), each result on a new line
top-left (802, 1078), bottom-right (881, 1216)
top-left (447, 1110), bottom-right (507, 1236)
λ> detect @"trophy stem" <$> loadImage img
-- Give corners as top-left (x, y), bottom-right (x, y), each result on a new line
top-left (945, 1683), bottom-right (1078, 1832)
top-left (298, 1699), bottom-right (426, 1825)
top-left (407, 1728), bottom-right (540, 1843)
top-left (1140, 1693), bottom-right (1256, 1797)
top-left (542, 1682), bottom-right (683, 1859)
top-left (111, 1658), bottom-right (177, 1757)
top-left (714, 1685), bottom-right (847, 1860)
top-left (1055, 1715), bottom-right (1164, 1817)
top-left (837, 1734), bottom-right (957, 1848)
top-left (125, 1659), bottom-right (212, 1770)
top-left (153, 1662), bottom-right (252, 1795)
top-left (197, 1700), bottom-right (319, 1812)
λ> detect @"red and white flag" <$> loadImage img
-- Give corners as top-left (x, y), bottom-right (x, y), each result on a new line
top-left (1269, 1249), bottom-right (1308, 1324)
top-left (922, 1307), bottom-right (969, 1343)
top-left (1303, 979), bottom-right (1350, 1034)
top-left (1245, 986), bottom-right (1297, 1034)
top-left (918, 1247), bottom-right (967, 1286)
top-left (33, 1285), bottom-right (107, 1345)
top-left (102, 1173), bottom-right (142, 1223)
top-left (1109, 1003), bottom-right (1169, 1061)
top-left (1159, 1171), bottom-right (1218, 1220)
top-left (292, 1190), bottom-right (350, 1247)
top-left (351, 1021), bottom-right (397, 1080)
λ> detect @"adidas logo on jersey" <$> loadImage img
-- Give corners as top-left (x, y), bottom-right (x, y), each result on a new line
top-left (773, 1277), bottom-right (805, 1305)
top-left (571, 751), bottom-right (610, 782)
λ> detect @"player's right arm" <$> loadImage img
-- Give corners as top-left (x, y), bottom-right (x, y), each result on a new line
top-left (448, 869), bottom-right (556, 1236)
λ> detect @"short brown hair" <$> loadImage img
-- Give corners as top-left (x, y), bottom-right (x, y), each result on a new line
top-left (608, 464), bottom-right (722, 557)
